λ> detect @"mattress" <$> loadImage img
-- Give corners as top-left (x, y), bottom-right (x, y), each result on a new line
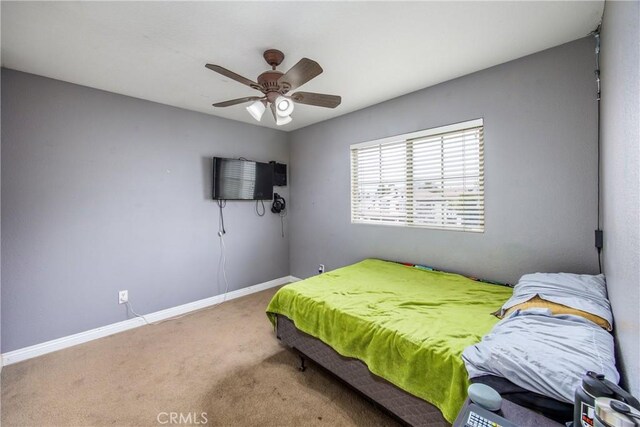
top-left (266, 259), bottom-right (513, 422)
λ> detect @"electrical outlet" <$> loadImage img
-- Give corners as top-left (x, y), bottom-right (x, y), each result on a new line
top-left (318, 264), bottom-right (325, 274)
top-left (118, 290), bottom-right (128, 305)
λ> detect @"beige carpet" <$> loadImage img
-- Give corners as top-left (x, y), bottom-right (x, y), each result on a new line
top-left (1, 287), bottom-right (398, 426)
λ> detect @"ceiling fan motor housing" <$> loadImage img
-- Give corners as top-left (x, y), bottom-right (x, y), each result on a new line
top-left (258, 71), bottom-right (286, 98)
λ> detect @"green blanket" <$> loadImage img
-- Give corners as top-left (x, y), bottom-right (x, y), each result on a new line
top-left (266, 259), bottom-right (513, 422)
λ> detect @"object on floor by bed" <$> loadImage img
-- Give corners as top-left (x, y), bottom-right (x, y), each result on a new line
top-left (574, 371), bottom-right (640, 427)
top-left (471, 375), bottom-right (574, 423)
top-left (266, 258), bottom-right (513, 422)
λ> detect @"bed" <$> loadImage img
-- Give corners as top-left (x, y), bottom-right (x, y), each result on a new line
top-left (266, 259), bottom-right (514, 424)
top-left (267, 259), bottom-right (621, 426)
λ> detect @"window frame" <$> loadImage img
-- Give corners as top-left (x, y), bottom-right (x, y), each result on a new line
top-left (350, 118), bottom-right (485, 233)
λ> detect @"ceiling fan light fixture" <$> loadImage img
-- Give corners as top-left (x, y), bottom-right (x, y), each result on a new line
top-left (275, 114), bottom-right (292, 126)
top-left (246, 100), bottom-right (266, 121)
top-left (275, 95), bottom-right (294, 117)
top-left (270, 102), bottom-right (292, 126)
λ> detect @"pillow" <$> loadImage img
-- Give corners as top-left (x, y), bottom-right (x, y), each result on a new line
top-left (503, 295), bottom-right (612, 330)
top-left (499, 272), bottom-right (613, 329)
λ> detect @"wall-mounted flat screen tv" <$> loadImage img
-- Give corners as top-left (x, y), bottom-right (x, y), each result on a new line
top-left (212, 157), bottom-right (274, 200)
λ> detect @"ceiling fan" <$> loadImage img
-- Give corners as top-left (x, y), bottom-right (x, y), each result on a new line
top-left (205, 49), bottom-right (341, 126)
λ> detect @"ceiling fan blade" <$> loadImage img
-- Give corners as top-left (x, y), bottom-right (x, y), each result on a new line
top-left (291, 92), bottom-right (341, 108)
top-left (212, 96), bottom-right (262, 108)
top-left (278, 58), bottom-right (323, 91)
top-left (205, 64), bottom-right (262, 91)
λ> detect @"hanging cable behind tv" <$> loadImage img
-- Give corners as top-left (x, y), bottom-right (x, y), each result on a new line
top-left (590, 24), bottom-right (603, 274)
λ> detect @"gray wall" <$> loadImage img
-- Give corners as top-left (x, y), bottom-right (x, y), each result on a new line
top-left (1, 69), bottom-right (289, 352)
top-left (0, 44), bottom-right (2, 357)
top-left (289, 37), bottom-right (599, 284)
top-left (601, 0), bottom-right (640, 396)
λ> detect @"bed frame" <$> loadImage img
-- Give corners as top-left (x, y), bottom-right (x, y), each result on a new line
top-left (276, 314), bottom-right (449, 426)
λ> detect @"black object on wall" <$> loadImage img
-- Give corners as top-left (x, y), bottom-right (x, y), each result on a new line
top-left (270, 161), bottom-right (287, 186)
top-left (213, 157), bottom-right (274, 200)
top-left (271, 193), bottom-right (286, 214)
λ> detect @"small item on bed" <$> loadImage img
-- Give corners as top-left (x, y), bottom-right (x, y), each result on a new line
top-left (498, 272), bottom-right (613, 330)
top-left (397, 261), bottom-right (511, 286)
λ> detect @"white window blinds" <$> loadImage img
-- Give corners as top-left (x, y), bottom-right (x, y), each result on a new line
top-left (350, 119), bottom-right (484, 232)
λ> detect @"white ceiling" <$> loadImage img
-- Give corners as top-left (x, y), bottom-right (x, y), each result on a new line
top-left (1, 1), bottom-right (603, 131)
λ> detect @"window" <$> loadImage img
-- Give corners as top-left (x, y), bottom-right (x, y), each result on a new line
top-left (350, 119), bottom-right (484, 232)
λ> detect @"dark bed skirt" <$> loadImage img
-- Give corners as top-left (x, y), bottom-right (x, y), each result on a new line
top-left (275, 314), bottom-right (449, 426)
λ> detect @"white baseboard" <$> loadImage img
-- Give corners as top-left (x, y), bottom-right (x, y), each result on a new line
top-left (1, 275), bottom-right (299, 367)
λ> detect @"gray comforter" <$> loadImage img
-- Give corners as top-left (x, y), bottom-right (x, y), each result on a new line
top-left (462, 309), bottom-right (619, 403)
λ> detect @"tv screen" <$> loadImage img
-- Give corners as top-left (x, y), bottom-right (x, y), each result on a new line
top-left (212, 157), bottom-right (274, 200)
